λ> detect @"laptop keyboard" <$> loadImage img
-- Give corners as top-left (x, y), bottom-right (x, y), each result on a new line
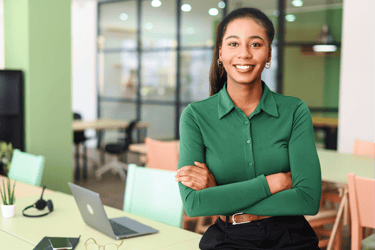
top-left (110, 220), bottom-right (138, 236)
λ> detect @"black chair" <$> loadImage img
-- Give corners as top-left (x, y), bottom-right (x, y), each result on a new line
top-left (73, 113), bottom-right (94, 180)
top-left (95, 119), bottom-right (139, 181)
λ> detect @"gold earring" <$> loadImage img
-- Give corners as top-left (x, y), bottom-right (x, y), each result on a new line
top-left (217, 59), bottom-right (224, 68)
top-left (265, 61), bottom-right (271, 69)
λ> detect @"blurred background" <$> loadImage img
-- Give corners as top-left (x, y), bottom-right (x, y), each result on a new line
top-left (72, 0), bottom-right (343, 146)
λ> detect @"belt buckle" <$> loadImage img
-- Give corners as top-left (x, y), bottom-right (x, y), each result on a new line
top-left (232, 212), bottom-right (252, 225)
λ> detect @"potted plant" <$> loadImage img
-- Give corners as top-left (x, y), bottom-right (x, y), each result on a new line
top-left (0, 141), bottom-right (13, 176)
top-left (0, 178), bottom-right (16, 218)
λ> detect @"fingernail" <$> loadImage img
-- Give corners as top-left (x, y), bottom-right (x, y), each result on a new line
top-left (194, 161), bottom-right (199, 164)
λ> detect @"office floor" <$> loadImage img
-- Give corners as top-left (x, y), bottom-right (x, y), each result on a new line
top-left (73, 147), bottom-right (351, 249)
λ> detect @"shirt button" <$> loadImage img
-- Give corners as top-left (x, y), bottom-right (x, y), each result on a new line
top-left (249, 163), bottom-right (253, 166)
top-left (247, 140), bottom-right (251, 144)
top-left (245, 121), bottom-right (249, 125)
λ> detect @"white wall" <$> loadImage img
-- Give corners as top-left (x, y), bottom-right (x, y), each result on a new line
top-left (0, 0), bottom-right (4, 69)
top-left (338, 0), bottom-right (375, 153)
top-left (72, 0), bottom-right (98, 146)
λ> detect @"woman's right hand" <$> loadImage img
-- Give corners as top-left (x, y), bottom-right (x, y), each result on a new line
top-left (265, 172), bottom-right (292, 195)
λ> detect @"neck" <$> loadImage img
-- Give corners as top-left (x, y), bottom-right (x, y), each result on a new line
top-left (226, 80), bottom-right (263, 117)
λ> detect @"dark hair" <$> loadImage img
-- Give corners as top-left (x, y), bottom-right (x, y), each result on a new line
top-left (209, 7), bottom-right (275, 96)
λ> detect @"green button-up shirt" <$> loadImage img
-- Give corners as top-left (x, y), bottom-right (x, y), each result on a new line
top-left (178, 82), bottom-right (321, 217)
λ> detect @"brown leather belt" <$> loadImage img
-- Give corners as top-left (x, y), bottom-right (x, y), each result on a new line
top-left (219, 213), bottom-right (272, 225)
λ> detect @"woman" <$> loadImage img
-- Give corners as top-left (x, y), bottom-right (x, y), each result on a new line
top-left (175, 7), bottom-right (322, 250)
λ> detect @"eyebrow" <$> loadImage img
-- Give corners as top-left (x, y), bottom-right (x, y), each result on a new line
top-left (224, 35), bottom-right (266, 42)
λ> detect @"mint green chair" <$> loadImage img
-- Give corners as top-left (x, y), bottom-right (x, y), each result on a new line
top-left (123, 164), bottom-right (183, 228)
top-left (8, 149), bottom-right (45, 186)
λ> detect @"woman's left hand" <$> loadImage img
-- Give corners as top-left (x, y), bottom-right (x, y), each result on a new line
top-left (175, 162), bottom-right (217, 191)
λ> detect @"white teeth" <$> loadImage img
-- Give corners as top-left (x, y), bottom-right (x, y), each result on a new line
top-left (235, 65), bottom-right (253, 69)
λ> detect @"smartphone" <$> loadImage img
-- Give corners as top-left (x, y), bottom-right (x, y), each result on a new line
top-left (48, 237), bottom-right (73, 250)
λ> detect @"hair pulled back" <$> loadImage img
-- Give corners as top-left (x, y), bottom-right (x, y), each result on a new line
top-left (209, 7), bottom-right (275, 96)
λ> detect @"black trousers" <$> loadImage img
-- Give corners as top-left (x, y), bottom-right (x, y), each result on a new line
top-left (199, 215), bottom-right (319, 250)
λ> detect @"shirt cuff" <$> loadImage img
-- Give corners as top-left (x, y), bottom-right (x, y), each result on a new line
top-left (259, 174), bottom-right (272, 197)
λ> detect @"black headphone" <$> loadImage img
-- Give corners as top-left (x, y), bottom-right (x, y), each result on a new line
top-left (22, 186), bottom-right (54, 217)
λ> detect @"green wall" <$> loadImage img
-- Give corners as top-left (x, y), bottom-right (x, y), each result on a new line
top-left (283, 8), bottom-right (342, 109)
top-left (4, 0), bottom-right (73, 193)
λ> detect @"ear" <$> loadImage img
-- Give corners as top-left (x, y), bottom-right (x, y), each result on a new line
top-left (219, 46), bottom-right (222, 61)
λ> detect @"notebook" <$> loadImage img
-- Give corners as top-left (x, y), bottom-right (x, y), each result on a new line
top-left (68, 182), bottom-right (158, 240)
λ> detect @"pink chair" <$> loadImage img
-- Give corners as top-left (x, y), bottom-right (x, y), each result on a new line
top-left (144, 137), bottom-right (196, 229)
top-left (352, 139), bottom-right (375, 156)
top-left (348, 173), bottom-right (375, 250)
top-left (145, 137), bottom-right (179, 171)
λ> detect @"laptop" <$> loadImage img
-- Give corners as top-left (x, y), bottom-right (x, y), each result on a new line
top-left (68, 182), bottom-right (159, 239)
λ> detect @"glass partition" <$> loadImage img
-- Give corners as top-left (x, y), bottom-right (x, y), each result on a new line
top-left (98, 52), bottom-right (138, 100)
top-left (141, 50), bottom-right (176, 102)
top-left (181, 0), bottom-right (224, 47)
top-left (99, 1), bottom-right (137, 49)
top-left (141, 0), bottom-right (176, 48)
top-left (180, 49), bottom-right (211, 102)
top-left (141, 105), bottom-right (175, 140)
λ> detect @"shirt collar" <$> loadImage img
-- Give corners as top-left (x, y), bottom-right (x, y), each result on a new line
top-left (218, 81), bottom-right (279, 119)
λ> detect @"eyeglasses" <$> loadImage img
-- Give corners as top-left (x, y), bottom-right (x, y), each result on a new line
top-left (84, 238), bottom-right (124, 250)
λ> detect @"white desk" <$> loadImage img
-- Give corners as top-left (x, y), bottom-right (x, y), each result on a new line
top-left (0, 175), bottom-right (54, 198)
top-left (155, 238), bottom-right (201, 249)
top-left (0, 229), bottom-right (35, 249)
top-left (0, 192), bottom-right (201, 250)
top-left (318, 149), bottom-right (374, 183)
top-left (317, 149), bottom-right (374, 250)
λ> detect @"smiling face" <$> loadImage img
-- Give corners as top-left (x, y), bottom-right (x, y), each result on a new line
top-left (219, 18), bottom-right (271, 87)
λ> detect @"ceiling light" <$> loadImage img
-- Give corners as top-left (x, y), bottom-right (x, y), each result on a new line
top-left (151, 0), bottom-right (162, 7)
top-left (119, 13), bottom-right (128, 21)
top-left (145, 22), bottom-right (153, 30)
top-left (312, 45), bottom-right (337, 52)
top-left (181, 4), bottom-right (191, 12)
top-left (285, 14), bottom-right (296, 22)
top-left (218, 1), bottom-right (225, 9)
top-left (292, 0), bottom-right (303, 7)
top-left (209, 8), bottom-right (219, 16)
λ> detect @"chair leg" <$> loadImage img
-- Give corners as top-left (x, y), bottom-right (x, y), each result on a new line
top-left (95, 160), bottom-right (115, 180)
top-left (95, 159), bottom-right (127, 181)
top-left (334, 219), bottom-right (342, 250)
top-left (74, 144), bottom-right (80, 181)
top-left (116, 161), bottom-right (127, 181)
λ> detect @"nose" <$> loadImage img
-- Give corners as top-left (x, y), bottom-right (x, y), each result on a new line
top-left (237, 44), bottom-right (252, 59)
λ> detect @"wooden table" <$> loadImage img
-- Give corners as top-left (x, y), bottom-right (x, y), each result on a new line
top-left (317, 149), bottom-right (374, 250)
top-left (0, 191), bottom-right (202, 249)
top-left (72, 119), bottom-right (148, 132)
top-left (72, 119), bottom-right (149, 180)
